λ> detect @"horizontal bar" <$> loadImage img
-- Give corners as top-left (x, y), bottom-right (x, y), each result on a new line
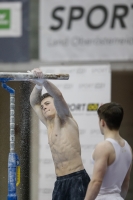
top-left (0, 72), bottom-right (69, 81)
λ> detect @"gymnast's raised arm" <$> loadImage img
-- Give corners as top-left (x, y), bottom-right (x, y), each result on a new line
top-left (30, 83), bottom-right (47, 125)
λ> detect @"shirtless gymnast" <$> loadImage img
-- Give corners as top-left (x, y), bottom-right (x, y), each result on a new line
top-left (30, 68), bottom-right (90, 200)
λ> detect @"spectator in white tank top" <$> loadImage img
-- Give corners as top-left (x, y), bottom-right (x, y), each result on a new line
top-left (85, 102), bottom-right (132, 200)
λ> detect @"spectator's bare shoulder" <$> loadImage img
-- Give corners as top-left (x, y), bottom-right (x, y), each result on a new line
top-left (94, 141), bottom-right (113, 159)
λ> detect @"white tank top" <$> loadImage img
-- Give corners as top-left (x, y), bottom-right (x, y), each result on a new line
top-left (91, 138), bottom-right (132, 195)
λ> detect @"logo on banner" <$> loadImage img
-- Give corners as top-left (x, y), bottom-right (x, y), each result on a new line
top-left (40, 158), bottom-right (53, 164)
top-left (68, 103), bottom-right (86, 112)
top-left (79, 129), bottom-right (86, 135)
top-left (81, 144), bottom-right (97, 150)
top-left (91, 67), bottom-right (110, 74)
top-left (90, 129), bottom-right (101, 135)
top-left (79, 83), bottom-right (105, 89)
top-left (87, 104), bottom-right (99, 111)
top-left (0, 9), bottom-right (10, 29)
top-left (68, 103), bottom-right (101, 114)
top-left (56, 83), bottom-right (73, 90)
top-left (39, 188), bottom-right (53, 194)
top-left (45, 174), bottom-right (56, 180)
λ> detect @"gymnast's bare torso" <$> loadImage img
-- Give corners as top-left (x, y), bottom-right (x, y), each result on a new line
top-left (45, 104), bottom-right (84, 176)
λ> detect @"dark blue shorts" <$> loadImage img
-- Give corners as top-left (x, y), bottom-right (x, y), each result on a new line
top-left (52, 169), bottom-right (90, 200)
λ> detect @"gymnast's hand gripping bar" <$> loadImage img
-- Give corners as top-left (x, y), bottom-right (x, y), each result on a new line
top-left (0, 72), bottom-right (69, 81)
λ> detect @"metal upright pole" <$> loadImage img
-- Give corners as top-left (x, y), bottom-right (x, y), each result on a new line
top-left (1, 82), bottom-right (20, 200)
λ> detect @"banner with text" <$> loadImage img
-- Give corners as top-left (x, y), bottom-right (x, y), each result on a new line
top-left (38, 65), bottom-right (111, 200)
top-left (39, 0), bottom-right (133, 62)
top-left (0, 2), bottom-right (22, 37)
top-left (0, 1), bottom-right (29, 62)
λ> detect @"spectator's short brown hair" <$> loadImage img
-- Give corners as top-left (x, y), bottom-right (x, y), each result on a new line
top-left (97, 102), bottom-right (124, 130)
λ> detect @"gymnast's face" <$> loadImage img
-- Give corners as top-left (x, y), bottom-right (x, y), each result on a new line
top-left (41, 97), bottom-right (56, 119)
